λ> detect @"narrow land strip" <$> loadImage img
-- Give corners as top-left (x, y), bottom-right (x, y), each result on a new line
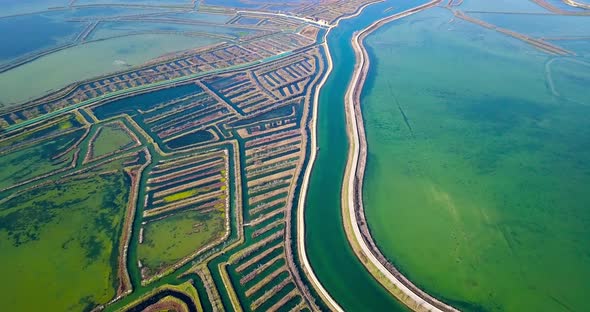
top-left (295, 2), bottom-right (383, 311)
top-left (343, 1), bottom-right (461, 311)
top-left (562, 0), bottom-right (590, 10)
top-left (296, 40), bottom-right (343, 312)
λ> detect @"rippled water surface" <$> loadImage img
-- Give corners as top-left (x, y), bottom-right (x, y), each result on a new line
top-left (362, 4), bottom-right (590, 312)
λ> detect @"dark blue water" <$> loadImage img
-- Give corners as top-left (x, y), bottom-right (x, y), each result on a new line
top-left (0, 14), bottom-right (83, 61)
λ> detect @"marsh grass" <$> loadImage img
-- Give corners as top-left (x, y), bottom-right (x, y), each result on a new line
top-left (0, 129), bottom-right (84, 190)
top-left (90, 123), bottom-right (137, 159)
top-left (0, 173), bottom-right (129, 311)
top-left (139, 208), bottom-right (226, 276)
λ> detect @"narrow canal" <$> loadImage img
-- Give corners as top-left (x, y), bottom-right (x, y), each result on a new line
top-left (304, 0), bottom-right (428, 311)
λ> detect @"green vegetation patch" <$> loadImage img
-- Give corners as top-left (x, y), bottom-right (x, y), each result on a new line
top-left (0, 172), bottom-right (130, 311)
top-left (89, 122), bottom-right (137, 160)
top-left (0, 113), bottom-right (82, 150)
top-left (0, 129), bottom-right (84, 190)
top-left (139, 208), bottom-right (226, 277)
top-left (59, 120), bottom-right (73, 130)
top-left (163, 189), bottom-right (201, 203)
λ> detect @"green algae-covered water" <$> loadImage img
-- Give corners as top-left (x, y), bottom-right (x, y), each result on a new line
top-left (362, 5), bottom-right (590, 312)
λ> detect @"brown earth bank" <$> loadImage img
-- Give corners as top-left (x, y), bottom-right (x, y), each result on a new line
top-left (344, 1), bottom-right (461, 311)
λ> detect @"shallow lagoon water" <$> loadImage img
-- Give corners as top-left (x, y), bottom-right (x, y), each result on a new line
top-left (459, 0), bottom-right (549, 13)
top-left (0, 4), bottom-right (234, 107)
top-left (0, 173), bottom-right (129, 311)
top-left (0, 14), bottom-right (84, 63)
top-left (90, 20), bottom-right (250, 41)
top-left (75, 0), bottom-right (191, 5)
top-left (0, 33), bottom-right (221, 106)
top-left (0, 0), bottom-right (66, 17)
top-left (362, 6), bottom-right (590, 312)
top-left (470, 12), bottom-right (590, 38)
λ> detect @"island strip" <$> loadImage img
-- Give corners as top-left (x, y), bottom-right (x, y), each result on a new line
top-left (342, 1), bottom-right (461, 311)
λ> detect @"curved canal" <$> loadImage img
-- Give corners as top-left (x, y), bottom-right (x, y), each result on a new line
top-left (304, 1), bottom-right (428, 311)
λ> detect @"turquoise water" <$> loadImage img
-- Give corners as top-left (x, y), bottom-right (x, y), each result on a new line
top-left (460, 0), bottom-right (549, 12)
top-left (470, 13), bottom-right (590, 37)
top-left (203, 0), bottom-right (307, 10)
top-left (362, 5), bottom-right (590, 312)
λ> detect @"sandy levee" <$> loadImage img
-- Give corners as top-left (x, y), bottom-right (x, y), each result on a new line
top-left (295, 1), bottom-right (384, 311)
top-left (342, 1), bottom-right (461, 311)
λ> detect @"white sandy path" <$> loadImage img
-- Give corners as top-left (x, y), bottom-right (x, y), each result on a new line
top-left (295, 1), bottom-right (385, 310)
top-left (344, 1), bottom-right (461, 311)
top-left (297, 2), bottom-right (398, 312)
top-left (295, 1), bottom-right (461, 311)
top-left (296, 39), bottom-right (343, 311)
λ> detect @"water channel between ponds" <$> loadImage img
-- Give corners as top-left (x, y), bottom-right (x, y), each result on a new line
top-left (308, 0), bottom-right (590, 311)
top-left (305, 1), bottom-right (430, 311)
